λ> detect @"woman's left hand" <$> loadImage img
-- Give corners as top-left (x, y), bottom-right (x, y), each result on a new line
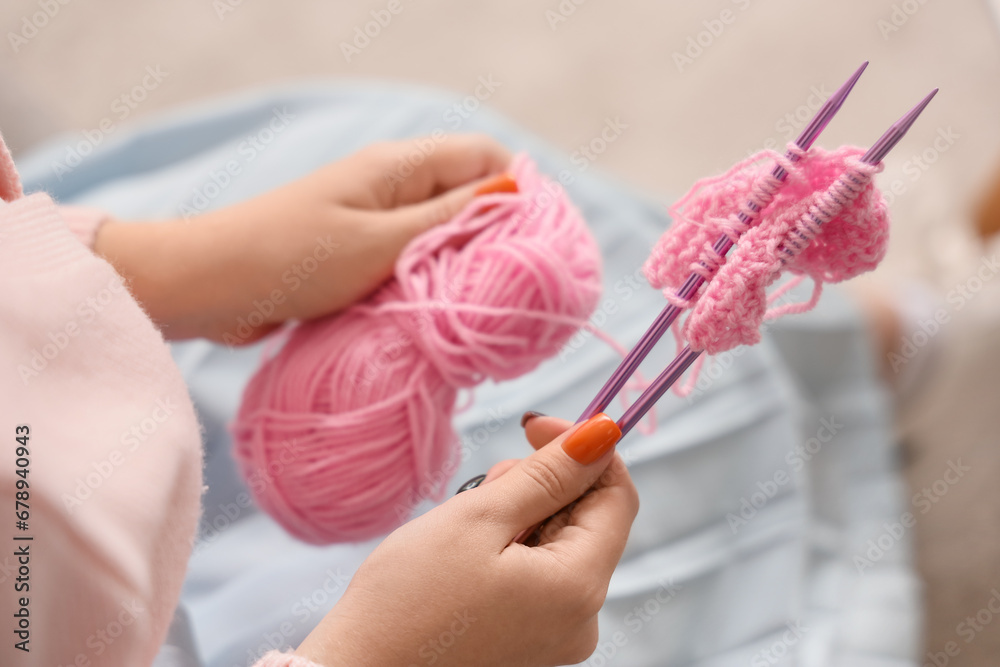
top-left (93, 134), bottom-right (512, 343)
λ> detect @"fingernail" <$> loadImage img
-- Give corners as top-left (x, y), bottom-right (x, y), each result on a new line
top-left (562, 413), bottom-right (621, 465)
top-left (520, 410), bottom-right (546, 428)
top-left (455, 474), bottom-right (487, 494)
top-left (474, 173), bottom-right (518, 196)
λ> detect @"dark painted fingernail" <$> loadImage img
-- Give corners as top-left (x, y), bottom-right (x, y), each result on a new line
top-left (455, 474), bottom-right (487, 494)
top-left (520, 411), bottom-right (546, 428)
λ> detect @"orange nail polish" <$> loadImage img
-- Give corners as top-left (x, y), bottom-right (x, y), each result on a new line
top-left (474, 173), bottom-right (519, 196)
top-left (562, 414), bottom-right (621, 465)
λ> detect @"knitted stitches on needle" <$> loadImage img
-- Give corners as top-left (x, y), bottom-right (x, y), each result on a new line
top-left (644, 144), bottom-right (889, 355)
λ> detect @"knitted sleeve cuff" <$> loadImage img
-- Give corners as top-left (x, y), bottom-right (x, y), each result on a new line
top-left (253, 650), bottom-right (327, 667)
top-left (57, 204), bottom-right (112, 249)
top-left (0, 194), bottom-right (96, 275)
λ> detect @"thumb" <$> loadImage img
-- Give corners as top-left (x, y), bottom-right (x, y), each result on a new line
top-left (478, 413), bottom-right (621, 536)
top-left (389, 172), bottom-right (518, 236)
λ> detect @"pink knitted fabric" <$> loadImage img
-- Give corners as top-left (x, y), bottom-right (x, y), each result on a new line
top-left (644, 144), bottom-right (889, 356)
top-left (0, 133), bottom-right (109, 246)
top-left (58, 204), bottom-right (112, 247)
top-left (233, 154), bottom-right (602, 544)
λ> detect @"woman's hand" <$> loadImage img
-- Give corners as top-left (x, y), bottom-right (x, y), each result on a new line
top-left (93, 134), bottom-right (512, 343)
top-left (294, 413), bottom-right (638, 667)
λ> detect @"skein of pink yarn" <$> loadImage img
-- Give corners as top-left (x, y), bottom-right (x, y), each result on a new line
top-left (232, 154), bottom-right (602, 544)
top-left (643, 144), bottom-right (889, 383)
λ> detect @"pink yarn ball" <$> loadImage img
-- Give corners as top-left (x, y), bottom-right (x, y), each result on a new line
top-left (232, 154), bottom-right (602, 544)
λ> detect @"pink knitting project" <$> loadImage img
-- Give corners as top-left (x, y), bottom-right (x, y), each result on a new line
top-left (644, 144), bottom-right (889, 361)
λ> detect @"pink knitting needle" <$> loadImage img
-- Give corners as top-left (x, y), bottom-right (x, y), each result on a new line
top-left (578, 62), bottom-right (869, 423)
top-left (615, 88), bottom-right (939, 438)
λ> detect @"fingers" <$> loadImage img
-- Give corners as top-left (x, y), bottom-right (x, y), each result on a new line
top-left (346, 134), bottom-right (513, 210)
top-left (523, 415), bottom-right (574, 450)
top-left (474, 414), bottom-right (622, 540)
top-left (453, 416), bottom-right (569, 495)
top-left (535, 453), bottom-right (639, 578)
top-left (482, 459), bottom-right (520, 484)
top-left (385, 174), bottom-right (503, 238)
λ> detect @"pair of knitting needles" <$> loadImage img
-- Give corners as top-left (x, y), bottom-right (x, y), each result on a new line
top-left (582, 62), bottom-right (938, 437)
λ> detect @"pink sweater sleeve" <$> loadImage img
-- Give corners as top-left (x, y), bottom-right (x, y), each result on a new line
top-left (0, 134), bottom-right (325, 667)
top-left (0, 129), bottom-right (110, 249)
top-left (58, 203), bottom-right (112, 248)
top-left (0, 137), bottom-right (204, 664)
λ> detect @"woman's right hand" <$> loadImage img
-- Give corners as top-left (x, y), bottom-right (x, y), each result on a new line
top-left (294, 412), bottom-right (639, 667)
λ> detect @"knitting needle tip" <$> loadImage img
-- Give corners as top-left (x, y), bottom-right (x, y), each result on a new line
top-left (863, 88), bottom-right (939, 164)
top-left (796, 61), bottom-right (868, 150)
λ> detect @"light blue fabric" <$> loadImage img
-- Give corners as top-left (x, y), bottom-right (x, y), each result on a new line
top-left (18, 81), bottom-right (921, 667)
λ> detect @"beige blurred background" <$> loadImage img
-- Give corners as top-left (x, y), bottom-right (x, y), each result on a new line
top-left (2, 0), bottom-right (999, 662)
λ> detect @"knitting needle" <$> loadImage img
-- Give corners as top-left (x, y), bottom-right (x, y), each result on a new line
top-left (578, 62), bottom-right (869, 422)
top-left (615, 88), bottom-right (939, 438)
